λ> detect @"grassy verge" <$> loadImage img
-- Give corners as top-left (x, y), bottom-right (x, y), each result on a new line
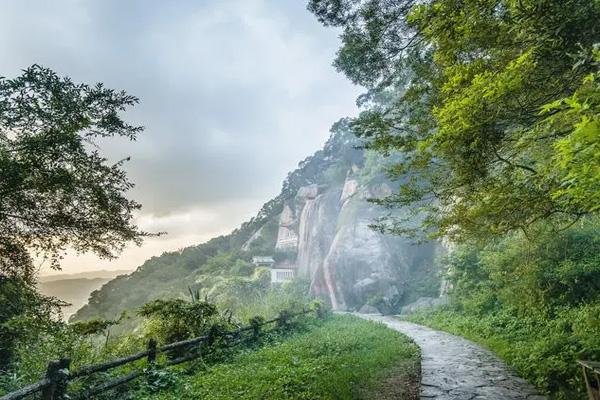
top-left (135, 314), bottom-right (420, 400)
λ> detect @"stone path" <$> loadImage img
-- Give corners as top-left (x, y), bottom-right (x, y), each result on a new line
top-left (356, 314), bottom-right (546, 400)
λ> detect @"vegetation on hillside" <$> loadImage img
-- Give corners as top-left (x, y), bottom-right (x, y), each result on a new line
top-left (135, 315), bottom-right (419, 400)
top-left (73, 121), bottom-right (365, 326)
top-left (407, 218), bottom-right (600, 399)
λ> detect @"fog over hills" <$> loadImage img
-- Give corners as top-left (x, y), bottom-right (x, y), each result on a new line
top-left (73, 126), bottom-right (443, 325)
top-left (37, 270), bottom-right (133, 319)
top-left (39, 270), bottom-right (133, 282)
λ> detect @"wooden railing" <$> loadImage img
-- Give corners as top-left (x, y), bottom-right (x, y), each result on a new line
top-left (0, 308), bottom-right (315, 400)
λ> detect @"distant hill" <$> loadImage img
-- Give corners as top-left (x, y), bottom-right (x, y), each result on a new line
top-left (37, 270), bottom-right (132, 319)
top-left (39, 269), bottom-right (132, 282)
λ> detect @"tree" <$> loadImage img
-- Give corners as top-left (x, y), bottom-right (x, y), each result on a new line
top-left (0, 65), bottom-right (148, 280)
top-left (308, 0), bottom-right (600, 241)
top-left (138, 298), bottom-right (221, 347)
top-left (0, 276), bottom-right (64, 369)
top-left (0, 65), bottom-right (148, 368)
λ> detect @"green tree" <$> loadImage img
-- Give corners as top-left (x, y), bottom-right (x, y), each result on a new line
top-left (0, 276), bottom-right (63, 369)
top-left (308, 0), bottom-right (600, 240)
top-left (0, 65), bottom-right (147, 279)
top-left (138, 298), bottom-right (221, 346)
top-left (0, 65), bottom-right (147, 368)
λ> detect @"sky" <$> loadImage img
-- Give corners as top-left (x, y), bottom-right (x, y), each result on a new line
top-left (0, 0), bottom-right (362, 275)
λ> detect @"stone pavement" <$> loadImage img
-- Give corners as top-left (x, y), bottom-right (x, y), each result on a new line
top-left (356, 314), bottom-right (546, 400)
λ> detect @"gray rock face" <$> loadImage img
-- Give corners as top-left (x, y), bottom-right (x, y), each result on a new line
top-left (270, 172), bottom-right (442, 312)
top-left (358, 304), bottom-right (380, 314)
top-left (296, 190), bottom-right (340, 279)
top-left (319, 213), bottom-right (400, 310)
top-left (275, 204), bottom-right (299, 250)
top-left (400, 296), bottom-right (449, 315)
top-left (241, 224), bottom-right (265, 251)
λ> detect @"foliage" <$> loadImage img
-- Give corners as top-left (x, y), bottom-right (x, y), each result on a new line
top-left (308, 0), bottom-right (600, 241)
top-left (0, 65), bottom-right (148, 372)
top-left (0, 311), bottom-right (148, 394)
top-left (0, 65), bottom-right (147, 279)
top-left (134, 315), bottom-right (419, 400)
top-left (210, 276), bottom-right (313, 324)
top-left (0, 276), bottom-right (65, 370)
top-left (138, 298), bottom-right (221, 345)
top-left (0, 293), bottom-right (317, 397)
top-left (71, 316), bottom-right (123, 337)
top-left (409, 218), bottom-right (600, 399)
top-left (140, 367), bottom-right (180, 394)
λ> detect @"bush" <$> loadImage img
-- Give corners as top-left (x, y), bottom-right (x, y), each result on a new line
top-left (410, 218), bottom-right (600, 399)
top-left (138, 298), bottom-right (224, 346)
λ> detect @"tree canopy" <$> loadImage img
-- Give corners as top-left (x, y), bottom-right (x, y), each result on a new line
top-left (0, 65), bottom-right (147, 280)
top-left (309, 0), bottom-right (600, 241)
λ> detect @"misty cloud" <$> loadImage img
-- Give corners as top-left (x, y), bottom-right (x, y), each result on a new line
top-left (0, 0), bottom-right (361, 272)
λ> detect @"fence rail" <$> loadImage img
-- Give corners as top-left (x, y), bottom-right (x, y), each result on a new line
top-left (0, 308), bottom-right (315, 400)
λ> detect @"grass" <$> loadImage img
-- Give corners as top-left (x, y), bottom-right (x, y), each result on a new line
top-left (135, 314), bottom-right (420, 400)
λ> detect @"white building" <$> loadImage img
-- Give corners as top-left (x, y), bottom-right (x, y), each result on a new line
top-left (270, 265), bottom-right (295, 284)
top-left (251, 256), bottom-right (295, 284)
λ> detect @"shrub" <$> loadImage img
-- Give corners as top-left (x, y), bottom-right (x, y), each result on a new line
top-left (410, 217), bottom-right (600, 399)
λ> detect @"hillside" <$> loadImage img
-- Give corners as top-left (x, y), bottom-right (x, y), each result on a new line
top-left (37, 278), bottom-right (111, 319)
top-left (73, 123), bottom-right (443, 323)
top-left (39, 270), bottom-right (132, 282)
top-left (37, 270), bottom-right (132, 319)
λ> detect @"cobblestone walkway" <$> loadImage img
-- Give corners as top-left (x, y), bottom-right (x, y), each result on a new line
top-left (356, 314), bottom-right (546, 400)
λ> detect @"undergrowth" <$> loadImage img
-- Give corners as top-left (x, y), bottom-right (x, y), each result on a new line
top-left (135, 314), bottom-right (420, 400)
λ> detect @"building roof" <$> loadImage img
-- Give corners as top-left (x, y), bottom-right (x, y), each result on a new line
top-left (252, 256), bottom-right (275, 264)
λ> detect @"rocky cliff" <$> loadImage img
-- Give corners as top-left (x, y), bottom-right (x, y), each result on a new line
top-left (74, 122), bottom-right (442, 322)
top-left (245, 170), bottom-right (441, 312)
top-left (238, 124), bottom-right (443, 312)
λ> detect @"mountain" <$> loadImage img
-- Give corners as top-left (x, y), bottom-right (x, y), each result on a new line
top-left (37, 270), bottom-right (132, 319)
top-left (73, 123), bottom-right (443, 322)
top-left (39, 270), bottom-right (133, 283)
top-left (38, 278), bottom-right (109, 319)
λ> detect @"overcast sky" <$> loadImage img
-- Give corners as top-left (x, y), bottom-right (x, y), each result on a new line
top-left (0, 0), bottom-right (361, 275)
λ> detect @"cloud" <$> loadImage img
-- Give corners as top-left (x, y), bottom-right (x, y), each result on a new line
top-left (0, 0), bottom-right (361, 273)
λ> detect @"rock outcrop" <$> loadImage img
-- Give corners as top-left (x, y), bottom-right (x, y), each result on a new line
top-left (271, 171), bottom-right (442, 312)
top-left (400, 296), bottom-right (449, 315)
top-left (74, 128), bottom-right (444, 323)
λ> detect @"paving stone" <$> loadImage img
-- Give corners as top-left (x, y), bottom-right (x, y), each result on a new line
top-left (355, 314), bottom-right (547, 400)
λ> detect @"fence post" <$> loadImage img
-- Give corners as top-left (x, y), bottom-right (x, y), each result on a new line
top-left (41, 358), bottom-right (70, 400)
top-left (315, 302), bottom-right (325, 319)
top-left (249, 317), bottom-right (262, 341)
top-left (207, 325), bottom-right (219, 347)
top-left (276, 310), bottom-right (291, 330)
top-left (147, 338), bottom-right (157, 364)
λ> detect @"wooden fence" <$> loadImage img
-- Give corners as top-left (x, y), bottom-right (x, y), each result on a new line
top-left (0, 308), bottom-right (315, 400)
